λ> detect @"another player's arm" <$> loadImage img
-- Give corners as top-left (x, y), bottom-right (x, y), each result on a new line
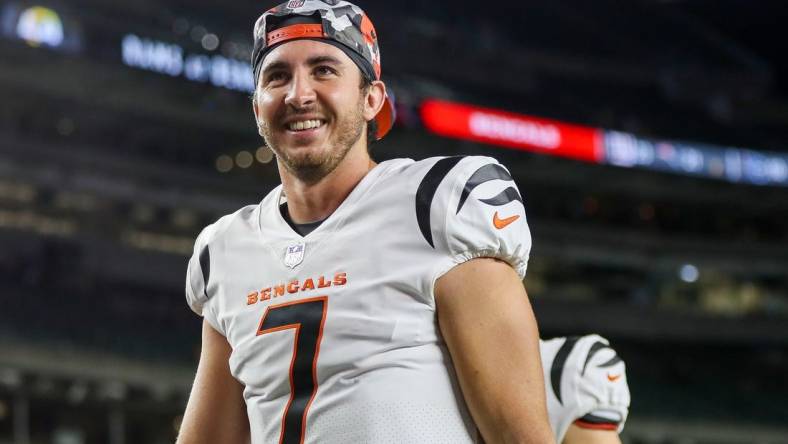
top-left (558, 334), bottom-right (630, 444)
top-left (176, 320), bottom-right (250, 444)
top-left (562, 424), bottom-right (622, 444)
top-left (436, 257), bottom-right (555, 444)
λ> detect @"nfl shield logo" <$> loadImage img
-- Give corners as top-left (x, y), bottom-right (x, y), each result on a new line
top-left (284, 242), bottom-right (306, 268)
top-left (287, 0), bottom-right (306, 8)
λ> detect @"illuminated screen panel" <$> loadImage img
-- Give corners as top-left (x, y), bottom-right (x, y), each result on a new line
top-left (420, 98), bottom-right (788, 187)
top-left (120, 33), bottom-right (254, 93)
top-left (604, 131), bottom-right (788, 187)
top-left (420, 99), bottom-right (604, 163)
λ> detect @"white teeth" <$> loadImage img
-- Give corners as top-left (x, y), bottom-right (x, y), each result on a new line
top-left (288, 120), bottom-right (323, 131)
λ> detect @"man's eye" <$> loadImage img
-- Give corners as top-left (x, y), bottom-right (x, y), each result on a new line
top-left (315, 66), bottom-right (336, 76)
top-left (266, 72), bottom-right (287, 83)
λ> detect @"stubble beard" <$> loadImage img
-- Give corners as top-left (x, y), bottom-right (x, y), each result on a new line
top-left (260, 98), bottom-right (366, 185)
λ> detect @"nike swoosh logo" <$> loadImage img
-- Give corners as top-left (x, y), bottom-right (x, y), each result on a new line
top-left (493, 211), bottom-right (520, 229)
top-left (607, 373), bottom-right (621, 382)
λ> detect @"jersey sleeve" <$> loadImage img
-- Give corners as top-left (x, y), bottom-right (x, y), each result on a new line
top-left (428, 156), bottom-right (532, 281)
top-left (185, 223), bottom-right (224, 335)
top-left (571, 335), bottom-right (631, 433)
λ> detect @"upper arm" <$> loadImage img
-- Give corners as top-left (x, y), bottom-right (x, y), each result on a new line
top-left (421, 156), bottom-right (550, 442)
top-left (562, 424), bottom-right (622, 444)
top-left (177, 320), bottom-right (249, 444)
top-left (435, 258), bottom-right (554, 444)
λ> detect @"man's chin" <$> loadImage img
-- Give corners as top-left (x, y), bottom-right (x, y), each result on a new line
top-left (276, 146), bottom-right (330, 172)
top-left (281, 157), bottom-right (334, 183)
top-left (279, 143), bottom-right (328, 163)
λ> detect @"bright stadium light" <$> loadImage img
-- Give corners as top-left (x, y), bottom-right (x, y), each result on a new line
top-left (236, 151), bottom-right (253, 169)
top-left (216, 154), bottom-right (233, 173)
top-left (16, 6), bottom-right (64, 48)
top-left (679, 264), bottom-right (699, 283)
top-left (256, 146), bottom-right (274, 164)
top-left (201, 33), bottom-right (219, 51)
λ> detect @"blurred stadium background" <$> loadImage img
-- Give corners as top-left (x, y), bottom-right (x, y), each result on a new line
top-left (0, 0), bottom-right (787, 442)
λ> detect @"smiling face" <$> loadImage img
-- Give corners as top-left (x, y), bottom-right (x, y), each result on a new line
top-left (253, 39), bottom-right (383, 184)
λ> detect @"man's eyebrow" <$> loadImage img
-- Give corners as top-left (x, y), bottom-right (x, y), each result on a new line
top-left (262, 55), bottom-right (343, 76)
top-left (262, 60), bottom-right (290, 76)
top-left (306, 55), bottom-right (343, 66)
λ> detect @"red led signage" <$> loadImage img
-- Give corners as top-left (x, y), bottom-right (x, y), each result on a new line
top-left (420, 99), bottom-right (603, 163)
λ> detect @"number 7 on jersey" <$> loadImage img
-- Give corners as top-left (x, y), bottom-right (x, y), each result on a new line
top-left (256, 296), bottom-right (328, 444)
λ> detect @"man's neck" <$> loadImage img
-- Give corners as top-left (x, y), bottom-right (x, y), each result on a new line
top-left (279, 149), bottom-right (376, 224)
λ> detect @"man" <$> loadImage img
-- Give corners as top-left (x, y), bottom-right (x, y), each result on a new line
top-left (540, 335), bottom-right (631, 444)
top-left (178, 1), bottom-right (553, 443)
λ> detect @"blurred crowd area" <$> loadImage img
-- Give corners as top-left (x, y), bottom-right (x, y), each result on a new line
top-left (1, 0), bottom-right (788, 442)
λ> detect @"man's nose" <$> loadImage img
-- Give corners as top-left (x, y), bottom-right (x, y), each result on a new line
top-left (284, 71), bottom-right (316, 109)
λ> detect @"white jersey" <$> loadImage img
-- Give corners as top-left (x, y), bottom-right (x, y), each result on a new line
top-left (185, 156), bottom-right (532, 444)
top-left (540, 335), bottom-right (631, 442)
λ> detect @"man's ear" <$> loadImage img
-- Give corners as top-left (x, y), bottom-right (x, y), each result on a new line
top-left (363, 80), bottom-right (386, 122)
